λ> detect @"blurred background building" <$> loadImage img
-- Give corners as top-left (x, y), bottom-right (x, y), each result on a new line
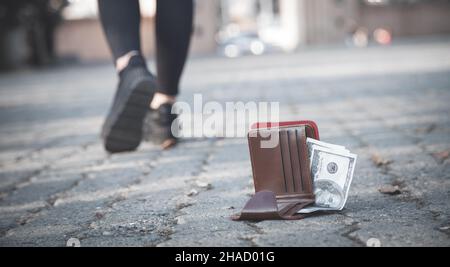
top-left (1, 0), bottom-right (450, 69)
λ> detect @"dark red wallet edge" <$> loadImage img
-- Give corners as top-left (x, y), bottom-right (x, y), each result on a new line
top-left (250, 120), bottom-right (320, 140)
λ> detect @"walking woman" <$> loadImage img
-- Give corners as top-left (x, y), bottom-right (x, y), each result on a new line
top-left (98, 0), bottom-right (193, 152)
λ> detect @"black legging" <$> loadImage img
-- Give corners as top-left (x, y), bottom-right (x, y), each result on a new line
top-left (98, 0), bottom-right (193, 96)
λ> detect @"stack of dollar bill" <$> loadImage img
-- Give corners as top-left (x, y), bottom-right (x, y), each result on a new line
top-left (298, 138), bottom-right (357, 214)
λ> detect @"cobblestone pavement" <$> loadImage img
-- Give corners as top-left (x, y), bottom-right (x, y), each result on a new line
top-left (0, 39), bottom-right (449, 246)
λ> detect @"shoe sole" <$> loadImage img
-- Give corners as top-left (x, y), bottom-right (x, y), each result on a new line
top-left (103, 79), bottom-right (154, 153)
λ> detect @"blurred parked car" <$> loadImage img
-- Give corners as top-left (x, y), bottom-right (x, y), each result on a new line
top-left (217, 32), bottom-right (281, 58)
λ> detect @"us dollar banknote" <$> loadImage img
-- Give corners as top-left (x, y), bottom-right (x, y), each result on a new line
top-left (298, 139), bottom-right (357, 213)
top-left (306, 137), bottom-right (349, 155)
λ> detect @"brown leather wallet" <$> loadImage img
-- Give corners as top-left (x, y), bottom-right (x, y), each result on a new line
top-left (233, 121), bottom-right (319, 221)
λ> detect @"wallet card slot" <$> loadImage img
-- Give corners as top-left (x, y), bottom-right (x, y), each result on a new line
top-left (305, 125), bottom-right (315, 139)
top-left (288, 129), bottom-right (303, 193)
top-left (280, 131), bottom-right (294, 193)
top-left (296, 127), bottom-right (313, 193)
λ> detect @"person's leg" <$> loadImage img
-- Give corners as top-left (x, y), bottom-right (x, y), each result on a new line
top-left (98, 0), bottom-right (156, 153)
top-left (150, 0), bottom-right (194, 109)
top-left (98, 0), bottom-right (141, 70)
top-left (144, 0), bottom-right (194, 149)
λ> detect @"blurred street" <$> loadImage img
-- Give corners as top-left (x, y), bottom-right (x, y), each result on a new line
top-left (0, 38), bottom-right (449, 246)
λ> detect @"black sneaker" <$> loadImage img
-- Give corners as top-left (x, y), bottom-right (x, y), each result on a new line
top-left (143, 102), bottom-right (179, 149)
top-left (101, 56), bottom-right (156, 153)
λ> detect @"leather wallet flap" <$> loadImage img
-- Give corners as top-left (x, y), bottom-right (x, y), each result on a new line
top-left (232, 191), bottom-right (314, 221)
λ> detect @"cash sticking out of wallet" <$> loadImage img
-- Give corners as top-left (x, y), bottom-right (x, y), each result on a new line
top-left (298, 138), bottom-right (357, 214)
